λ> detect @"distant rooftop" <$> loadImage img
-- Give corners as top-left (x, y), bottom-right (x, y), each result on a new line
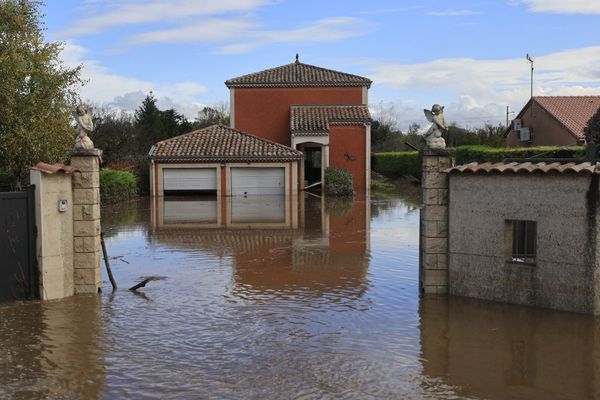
top-left (149, 124), bottom-right (303, 162)
top-left (225, 56), bottom-right (372, 88)
top-left (521, 96), bottom-right (600, 140)
top-left (290, 104), bottom-right (371, 136)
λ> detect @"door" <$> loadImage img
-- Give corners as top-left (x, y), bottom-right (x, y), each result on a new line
top-left (163, 168), bottom-right (217, 194)
top-left (0, 185), bottom-right (38, 302)
top-left (230, 167), bottom-right (285, 196)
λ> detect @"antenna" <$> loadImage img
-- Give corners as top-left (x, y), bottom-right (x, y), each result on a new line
top-left (526, 53), bottom-right (534, 99)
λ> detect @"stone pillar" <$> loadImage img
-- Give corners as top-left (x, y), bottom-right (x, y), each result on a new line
top-left (70, 149), bottom-right (102, 294)
top-left (420, 149), bottom-right (452, 294)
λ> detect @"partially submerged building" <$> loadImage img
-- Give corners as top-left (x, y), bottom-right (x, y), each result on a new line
top-left (420, 151), bottom-right (600, 314)
top-left (225, 56), bottom-right (372, 192)
top-left (447, 161), bottom-right (600, 314)
top-left (149, 124), bottom-right (303, 198)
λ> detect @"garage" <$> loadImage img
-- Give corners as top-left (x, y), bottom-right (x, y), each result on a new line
top-left (163, 168), bottom-right (217, 195)
top-left (230, 167), bottom-right (285, 196)
top-left (149, 125), bottom-right (302, 197)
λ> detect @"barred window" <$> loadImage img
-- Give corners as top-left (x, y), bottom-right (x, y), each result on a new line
top-left (506, 220), bottom-right (536, 264)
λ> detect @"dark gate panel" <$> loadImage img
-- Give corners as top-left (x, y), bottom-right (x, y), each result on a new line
top-left (0, 185), bottom-right (38, 301)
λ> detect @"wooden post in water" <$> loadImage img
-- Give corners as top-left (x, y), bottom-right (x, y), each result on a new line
top-left (420, 149), bottom-right (452, 294)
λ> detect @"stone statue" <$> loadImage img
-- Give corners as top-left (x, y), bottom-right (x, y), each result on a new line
top-left (423, 104), bottom-right (448, 149)
top-left (73, 105), bottom-right (94, 150)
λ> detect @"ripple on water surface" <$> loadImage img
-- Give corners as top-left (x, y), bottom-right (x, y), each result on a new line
top-left (1, 194), bottom-right (596, 399)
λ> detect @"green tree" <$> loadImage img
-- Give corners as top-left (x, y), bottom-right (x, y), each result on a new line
top-left (89, 108), bottom-right (137, 163)
top-left (134, 92), bottom-right (163, 153)
top-left (584, 105), bottom-right (600, 144)
top-left (0, 0), bottom-right (82, 187)
top-left (194, 101), bottom-right (230, 128)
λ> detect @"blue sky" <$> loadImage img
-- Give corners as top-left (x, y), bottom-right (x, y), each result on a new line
top-left (43, 0), bottom-right (600, 129)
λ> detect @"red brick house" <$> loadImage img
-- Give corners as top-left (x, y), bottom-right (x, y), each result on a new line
top-left (226, 57), bottom-right (372, 191)
top-left (507, 96), bottom-right (600, 147)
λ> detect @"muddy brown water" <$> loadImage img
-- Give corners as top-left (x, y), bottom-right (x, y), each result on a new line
top-left (1, 192), bottom-right (599, 399)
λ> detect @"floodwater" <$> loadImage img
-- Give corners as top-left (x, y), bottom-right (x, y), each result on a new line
top-left (1, 190), bottom-right (599, 399)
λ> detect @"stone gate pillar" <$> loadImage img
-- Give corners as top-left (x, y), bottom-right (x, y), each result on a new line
top-left (420, 149), bottom-right (452, 294)
top-left (70, 149), bottom-right (102, 294)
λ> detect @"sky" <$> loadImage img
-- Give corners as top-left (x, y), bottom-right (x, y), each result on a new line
top-left (42, 0), bottom-right (600, 130)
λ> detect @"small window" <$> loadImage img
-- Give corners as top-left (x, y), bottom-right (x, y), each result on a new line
top-left (506, 220), bottom-right (536, 265)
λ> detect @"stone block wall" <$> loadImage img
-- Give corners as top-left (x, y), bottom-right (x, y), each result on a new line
top-left (420, 149), bottom-right (452, 294)
top-left (70, 149), bottom-right (102, 294)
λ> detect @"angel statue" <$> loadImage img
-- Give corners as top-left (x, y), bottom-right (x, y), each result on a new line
top-left (73, 105), bottom-right (94, 150)
top-left (423, 104), bottom-right (448, 149)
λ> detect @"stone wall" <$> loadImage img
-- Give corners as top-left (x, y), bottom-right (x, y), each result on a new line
top-left (70, 150), bottom-right (102, 294)
top-left (420, 149), bottom-right (452, 294)
top-left (30, 149), bottom-right (103, 300)
top-left (448, 173), bottom-right (599, 314)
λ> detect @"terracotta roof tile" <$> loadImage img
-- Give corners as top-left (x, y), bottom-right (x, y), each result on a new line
top-left (31, 162), bottom-right (79, 174)
top-left (447, 161), bottom-right (598, 175)
top-left (290, 105), bottom-right (371, 135)
top-left (149, 124), bottom-right (303, 162)
top-left (225, 61), bottom-right (372, 88)
top-left (529, 96), bottom-right (600, 140)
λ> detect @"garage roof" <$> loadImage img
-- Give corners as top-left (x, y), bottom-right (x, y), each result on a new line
top-left (290, 104), bottom-right (371, 136)
top-left (149, 124), bottom-right (303, 162)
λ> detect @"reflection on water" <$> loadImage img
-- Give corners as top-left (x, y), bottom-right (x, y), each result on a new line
top-left (420, 296), bottom-right (600, 400)
top-left (1, 192), bottom-right (599, 398)
top-left (152, 195), bottom-right (298, 229)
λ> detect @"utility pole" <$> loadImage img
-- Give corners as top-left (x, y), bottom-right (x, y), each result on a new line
top-left (506, 106), bottom-right (515, 128)
top-left (526, 53), bottom-right (534, 99)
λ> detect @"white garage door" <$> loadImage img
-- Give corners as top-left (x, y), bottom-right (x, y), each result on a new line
top-left (230, 167), bottom-right (285, 196)
top-left (163, 168), bottom-right (217, 193)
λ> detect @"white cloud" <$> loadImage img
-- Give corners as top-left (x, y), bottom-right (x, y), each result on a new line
top-left (216, 17), bottom-right (370, 54)
top-left (128, 19), bottom-right (257, 44)
top-left (62, 0), bottom-right (270, 36)
top-left (126, 16), bottom-right (369, 53)
top-left (427, 10), bottom-right (482, 16)
top-left (369, 47), bottom-right (600, 128)
top-left (61, 42), bottom-right (208, 119)
top-left (520, 0), bottom-right (600, 14)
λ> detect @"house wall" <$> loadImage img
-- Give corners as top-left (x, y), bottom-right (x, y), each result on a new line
top-left (232, 86), bottom-right (364, 146)
top-left (448, 173), bottom-right (599, 314)
top-left (507, 102), bottom-right (579, 146)
top-left (328, 124), bottom-right (368, 190)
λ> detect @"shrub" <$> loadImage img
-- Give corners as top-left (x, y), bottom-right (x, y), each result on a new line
top-left (106, 156), bottom-right (151, 195)
top-left (453, 145), bottom-right (585, 165)
top-left (324, 167), bottom-right (354, 197)
top-left (99, 168), bottom-right (138, 204)
top-left (372, 151), bottom-right (421, 179)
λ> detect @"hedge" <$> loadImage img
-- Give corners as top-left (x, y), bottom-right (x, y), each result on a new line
top-left (372, 151), bottom-right (421, 179)
top-left (324, 167), bottom-right (354, 197)
top-left (372, 145), bottom-right (586, 181)
top-left (99, 168), bottom-right (138, 204)
top-left (453, 145), bottom-right (586, 165)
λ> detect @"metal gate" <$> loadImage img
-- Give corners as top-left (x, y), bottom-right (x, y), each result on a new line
top-left (0, 185), bottom-right (38, 301)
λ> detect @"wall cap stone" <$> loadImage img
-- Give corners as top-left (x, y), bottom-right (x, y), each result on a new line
top-left (69, 148), bottom-right (101, 157)
top-left (421, 149), bottom-right (454, 157)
